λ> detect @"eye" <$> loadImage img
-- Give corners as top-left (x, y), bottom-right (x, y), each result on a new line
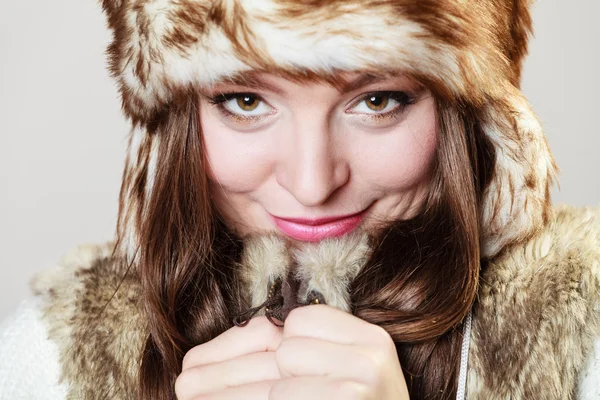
top-left (348, 91), bottom-right (414, 115)
top-left (209, 93), bottom-right (274, 117)
top-left (235, 94), bottom-right (260, 111)
top-left (364, 95), bottom-right (390, 111)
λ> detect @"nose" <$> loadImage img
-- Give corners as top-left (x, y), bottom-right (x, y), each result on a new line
top-left (276, 119), bottom-right (349, 207)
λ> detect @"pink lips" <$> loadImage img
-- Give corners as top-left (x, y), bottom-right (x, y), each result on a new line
top-left (270, 210), bottom-right (367, 242)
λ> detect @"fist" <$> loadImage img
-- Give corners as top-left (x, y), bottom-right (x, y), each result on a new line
top-left (175, 305), bottom-right (409, 400)
top-left (175, 316), bottom-right (283, 399)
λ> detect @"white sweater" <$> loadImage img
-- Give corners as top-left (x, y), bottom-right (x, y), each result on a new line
top-left (1, 298), bottom-right (600, 399)
top-left (0, 298), bottom-right (68, 399)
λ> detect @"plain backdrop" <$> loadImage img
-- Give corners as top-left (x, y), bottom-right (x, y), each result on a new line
top-left (1, 1), bottom-right (599, 320)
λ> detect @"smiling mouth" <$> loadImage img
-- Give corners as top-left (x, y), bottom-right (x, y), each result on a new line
top-left (269, 208), bottom-right (369, 242)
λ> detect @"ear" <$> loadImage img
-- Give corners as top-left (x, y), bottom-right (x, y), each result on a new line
top-left (480, 83), bottom-right (558, 258)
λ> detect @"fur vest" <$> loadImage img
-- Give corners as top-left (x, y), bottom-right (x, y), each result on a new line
top-left (31, 205), bottom-right (600, 399)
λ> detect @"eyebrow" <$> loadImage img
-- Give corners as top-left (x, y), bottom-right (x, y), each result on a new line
top-left (215, 74), bottom-right (284, 94)
top-left (339, 74), bottom-right (389, 93)
top-left (210, 72), bottom-right (391, 94)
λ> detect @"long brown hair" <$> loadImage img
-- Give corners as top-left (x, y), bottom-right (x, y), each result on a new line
top-left (117, 84), bottom-right (495, 399)
top-left (352, 100), bottom-right (494, 397)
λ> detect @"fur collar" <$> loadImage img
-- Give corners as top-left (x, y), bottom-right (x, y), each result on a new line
top-left (31, 242), bottom-right (145, 399)
top-left (32, 205), bottom-right (600, 399)
top-left (467, 205), bottom-right (600, 398)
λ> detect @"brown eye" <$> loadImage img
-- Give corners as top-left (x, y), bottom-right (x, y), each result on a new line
top-left (365, 95), bottom-right (389, 111)
top-left (236, 95), bottom-right (260, 111)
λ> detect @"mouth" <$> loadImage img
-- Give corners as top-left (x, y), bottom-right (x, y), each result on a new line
top-left (269, 208), bottom-right (369, 242)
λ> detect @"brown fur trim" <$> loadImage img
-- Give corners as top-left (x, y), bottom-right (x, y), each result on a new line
top-left (292, 232), bottom-right (372, 311)
top-left (478, 84), bottom-right (558, 257)
top-left (467, 205), bottom-right (600, 398)
top-left (505, 0), bottom-right (534, 84)
top-left (238, 232), bottom-right (372, 313)
top-left (238, 234), bottom-right (290, 311)
top-left (31, 242), bottom-right (144, 399)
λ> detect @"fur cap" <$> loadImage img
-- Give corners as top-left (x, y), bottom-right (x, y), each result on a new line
top-left (99, 0), bottom-right (557, 259)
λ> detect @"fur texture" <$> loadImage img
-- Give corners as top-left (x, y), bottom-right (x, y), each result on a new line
top-left (102, 0), bottom-right (558, 266)
top-left (467, 205), bottom-right (600, 398)
top-left (32, 205), bottom-right (600, 399)
top-left (31, 243), bottom-right (145, 399)
top-left (238, 234), bottom-right (290, 313)
top-left (239, 232), bottom-right (372, 313)
top-left (292, 232), bottom-right (372, 311)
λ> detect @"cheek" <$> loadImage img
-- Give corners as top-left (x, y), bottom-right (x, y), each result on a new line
top-left (351, 100), bottom-right (438, 191)
top-left (200, 105), bottom-right (273, 193)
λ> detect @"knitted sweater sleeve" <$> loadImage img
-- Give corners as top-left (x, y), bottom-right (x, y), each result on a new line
top-left (0, 297), bottom-right (68, 400)
top-left (578, 338), bottom-right (600, 399)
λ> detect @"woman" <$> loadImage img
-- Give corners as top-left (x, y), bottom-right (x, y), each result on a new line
top-left (1, 0), bottom-right (599, 399)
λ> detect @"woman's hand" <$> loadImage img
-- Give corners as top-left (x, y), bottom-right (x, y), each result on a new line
top-left (175, 316), bottom-right (283, 400)
top-left (272, 304), bottom-right (409, 400)
top-left (176, 305), bottom-right (409, 400)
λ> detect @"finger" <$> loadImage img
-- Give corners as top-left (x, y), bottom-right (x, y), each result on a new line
top-left (270, 376), bottom-right (369, 400)
top-left (176, 351), bottom-right (280, 399)
top-left (276, 336), bottom-right (380, 383)
top-left (284, 304), bottom-right (391, 346)
top-left (183, 316), bottom-right (283, 370)
top-left (190, 380), bottom-right (276, 400)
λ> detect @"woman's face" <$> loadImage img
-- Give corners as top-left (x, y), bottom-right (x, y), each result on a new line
top-left (200, 72), bottom-right (438, 242)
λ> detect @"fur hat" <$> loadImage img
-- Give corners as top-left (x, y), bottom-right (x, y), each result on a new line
top-left (99, 0), bottom-right (557, 260)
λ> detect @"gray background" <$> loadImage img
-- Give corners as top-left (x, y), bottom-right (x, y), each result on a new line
top-left (1, 1), bottom-right (599, 320)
